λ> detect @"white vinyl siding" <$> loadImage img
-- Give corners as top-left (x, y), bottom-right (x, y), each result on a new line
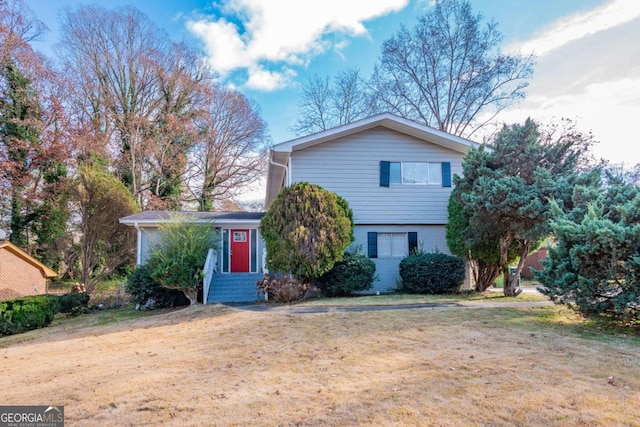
top-left (289, 127), bottom-right (463, 224)
top-left (378, 233), bottom-right (407, 258)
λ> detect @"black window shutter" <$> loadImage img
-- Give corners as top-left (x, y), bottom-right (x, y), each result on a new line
top-left (408, 232), bottom-right (418, 253)
top-left (368, 232), bottom-right (378, 258)
top-left (442, 162), bottom-right (451, 187)
top-left (380, 161), bottom-right (390, 187)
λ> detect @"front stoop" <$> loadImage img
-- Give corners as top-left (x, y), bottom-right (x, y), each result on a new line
top-left (207, 273), bottom-right (264, 303)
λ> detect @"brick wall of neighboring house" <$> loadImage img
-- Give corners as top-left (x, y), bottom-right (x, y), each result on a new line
top-left (0, 247), bottom-right (47, 300)
top-left (522, 247), bottom-right (549, 279)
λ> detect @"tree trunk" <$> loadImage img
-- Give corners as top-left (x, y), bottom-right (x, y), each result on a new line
top-left (503, 239), bottom-right (530, 297)
top-left (184, 288), bottom-right (199, 306)
top-left (474, 260), bottom-right (501, 292)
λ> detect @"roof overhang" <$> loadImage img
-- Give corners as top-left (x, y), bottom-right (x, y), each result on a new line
top-left (265, 113), bottom-right (480, 207)
top-left (119, 211), bottom-right (265, 228)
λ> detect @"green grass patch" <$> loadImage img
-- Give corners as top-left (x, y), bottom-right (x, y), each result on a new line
top-left (300, 289), bottom-right (548, 306)
top-left (61, 304), bottom-right (160, 328)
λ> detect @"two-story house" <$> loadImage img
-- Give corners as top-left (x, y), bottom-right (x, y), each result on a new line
top-left (121, 113), bottom-right (479, 301)
top-left (266, 113), bottom-right (479, 292)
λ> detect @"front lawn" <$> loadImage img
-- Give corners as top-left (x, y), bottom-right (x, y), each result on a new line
top-left (1, 298), bottom-right (638, 426)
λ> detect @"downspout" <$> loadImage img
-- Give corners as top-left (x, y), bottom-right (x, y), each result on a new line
top-left (134, 222), bottom-right (142, 266)
top-left (269, 154), bottom-right (290, 187)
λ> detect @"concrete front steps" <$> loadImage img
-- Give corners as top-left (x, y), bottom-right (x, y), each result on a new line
top-left (207, 273), bottom-right (264, 303)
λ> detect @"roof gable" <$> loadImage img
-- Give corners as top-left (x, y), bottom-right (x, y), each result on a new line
top-left (0, 242), bottom-right (57, 278)
top-left (266, 113), bottom-right (480, 206)
top-left (272, 113), bottom-right (480, 154)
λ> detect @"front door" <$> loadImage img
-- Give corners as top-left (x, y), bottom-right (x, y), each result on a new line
top-left (230, 229), bottom-right (250, 272)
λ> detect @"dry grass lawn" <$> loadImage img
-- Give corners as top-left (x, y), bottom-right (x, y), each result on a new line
top-left (1, 301), bottom-right (639, 426)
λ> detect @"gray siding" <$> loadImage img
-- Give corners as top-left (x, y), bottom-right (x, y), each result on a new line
top-left (290, 126), bottom-right (464, 225)
top-left (138, 224), bottom-right (265, 272)
top-left (139, 227), bottom-right (162, 264)
top-left (352, 224), bottom-right (449, 293)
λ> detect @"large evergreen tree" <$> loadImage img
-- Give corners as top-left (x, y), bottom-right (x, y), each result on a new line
top-left (537, 174), bottom-right (640, 323)
top-left (452, 119), bottom-right (593, 296)
top-left (70, 165), bottom-right (138, 293)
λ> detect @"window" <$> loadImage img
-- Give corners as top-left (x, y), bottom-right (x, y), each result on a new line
top-left (368, 232), bottom-right (418, 258)
top-left (397, 162), bottom-right (441, 185)
top-left (233, 231), bottom-right (247, 242)
top-left (380, 161), bottom-right (449, 186)
top-left (378, 233), bottom-right (408, 257)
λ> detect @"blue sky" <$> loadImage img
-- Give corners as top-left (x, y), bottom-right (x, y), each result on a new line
top-left (26, 0), bottom-right (640, 169)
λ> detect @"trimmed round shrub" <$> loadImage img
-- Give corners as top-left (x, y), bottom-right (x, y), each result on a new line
top-left (318, 251), bottom-right (377, 297)
top-left (125, 265), bottom-right (189, 309)
top-left (399, 252), bottom-right (466, 294)
top-left (260, 182), bottom-right (354, 283)
top-left (58, 292), bottom-right (90, 316)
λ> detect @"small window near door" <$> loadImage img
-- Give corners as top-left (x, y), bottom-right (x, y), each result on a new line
top-left (233, 231), bottom-right (247, 242)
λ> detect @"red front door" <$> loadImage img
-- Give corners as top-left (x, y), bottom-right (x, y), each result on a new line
top-left (230, 229), bottom-right (250, 272)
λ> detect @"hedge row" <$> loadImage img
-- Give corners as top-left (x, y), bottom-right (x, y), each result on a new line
top-left (0, 292), bottom-right (91, 336)
top-left (0, 295), bottom-right (60, 335)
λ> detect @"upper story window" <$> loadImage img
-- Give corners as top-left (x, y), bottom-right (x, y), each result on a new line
top-left (381, 161), bottom-right (450, 187)
top-left (389, 162), bottom-right (442, 185)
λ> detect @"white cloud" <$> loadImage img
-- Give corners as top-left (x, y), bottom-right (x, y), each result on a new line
top-left (494, 77), bottom-right (640, 165)
top-left (495, 0), bottom-right (640, 166)
top-left (245, 65), bottom-right (296, 91)
top-left (187, 0), bottom-right (408, 90)
top-left (510, 0), bottom-right (640, 56)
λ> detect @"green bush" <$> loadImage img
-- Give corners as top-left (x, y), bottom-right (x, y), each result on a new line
top-left (125, 265), bottom-right (189, 309)
top-left (0, 295), bottom-right (60, 335)
top-left (318, 251), bottom-right (377, 296)
top-left (398, 251), bottom-right (466, 294)
top-left (260, 182), bottom-right (354, 283)
top-left (58, 292), bottom-right (90, 316)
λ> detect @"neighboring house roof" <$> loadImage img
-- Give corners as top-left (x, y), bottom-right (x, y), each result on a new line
top-left (119, 211), bottom-right (265, 227)
top-left (266, 113), bottom-right (480, 206)
top-left (0, 241), bottom-right (57, 278)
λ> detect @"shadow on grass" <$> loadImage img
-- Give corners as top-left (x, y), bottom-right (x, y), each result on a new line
top-left (500, 305), bottom-right (640, 341)
top-left (0, 303), bottom-right (235, 349)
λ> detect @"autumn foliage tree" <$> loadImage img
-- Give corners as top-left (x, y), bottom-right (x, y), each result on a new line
top-left (260, 182), bottom-right (354, 283)
top-left (0, 1), bottom-right (70, 269)
top-left (58, 5), bottom-right (211, 209)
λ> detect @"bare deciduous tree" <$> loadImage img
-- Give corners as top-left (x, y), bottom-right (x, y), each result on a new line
top-left (187, 85), bottom-right (267, 211)
top-left (368, 0), bottom-right (534, 138)
top-left (292, 68), bottom-right (369, 136)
